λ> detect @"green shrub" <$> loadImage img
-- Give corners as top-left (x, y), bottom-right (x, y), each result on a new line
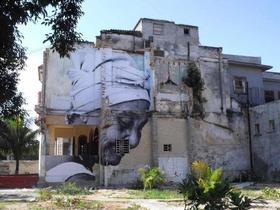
top-left (178, 160), bottom-right (252, 210)
top-left (56, 182), bottom-right (90, 195)
top-left (138, 167), bottom-right (165, 190)
top-left (229, 191), bottom-right (252, 210)
top-left (38, 188), bottom-right (53, 201)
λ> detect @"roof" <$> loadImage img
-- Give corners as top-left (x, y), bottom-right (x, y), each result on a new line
top-left (224, 54), bottom-right (272, 71)
top-left (133, 18), bottom-right (198, 31)
top-left (263, 71), bottom-right (280, 81)
top-left (228, 60), bottom-right (272, 71)
top-left (100, 29), bottom-right (142, 37)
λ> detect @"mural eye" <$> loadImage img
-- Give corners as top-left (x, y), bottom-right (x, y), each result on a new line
top-left (118, 117), bottom-right (133, 128)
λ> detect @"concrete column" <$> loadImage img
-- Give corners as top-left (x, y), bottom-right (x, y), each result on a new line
top-left (99, 48), bottom-right (112, 187)
top-left (151, 115), bottom-right (159, 166)
top-left (38, 129), bottom-right (48, 186)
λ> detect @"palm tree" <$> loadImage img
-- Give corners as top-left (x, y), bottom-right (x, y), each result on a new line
top-left (0, 117), bottom-right (38, 174)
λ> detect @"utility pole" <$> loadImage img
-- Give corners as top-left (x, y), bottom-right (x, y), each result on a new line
top-left (99, 48), bottom-right (110, 187)
top-left (246, 82), bottom-right (254, 176)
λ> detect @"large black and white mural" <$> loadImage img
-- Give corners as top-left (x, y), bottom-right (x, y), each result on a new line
top-left (45, 47), bottom-right (151, 182)
top-left (67, 47), bottom-right (151, 165)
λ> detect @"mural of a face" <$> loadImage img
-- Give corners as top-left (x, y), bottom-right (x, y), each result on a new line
top-left (100, 100), bottom-right (149, 165)
top-left (66, 48), bottom-right (151, 166)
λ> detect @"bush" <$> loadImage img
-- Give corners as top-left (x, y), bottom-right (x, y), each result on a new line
top-left (178, 160), bottom-right (252, 210)
top-left (56, 182), bottom-right (90, 195)
top-left (138, 167), bottom-right (165, 190)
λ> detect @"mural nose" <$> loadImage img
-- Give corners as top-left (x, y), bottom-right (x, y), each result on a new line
top-left (128, 131), bottom-right (139, 149)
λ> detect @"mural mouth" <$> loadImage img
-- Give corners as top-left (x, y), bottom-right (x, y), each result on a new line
top-left (100, 141), bottom-right (122, 166)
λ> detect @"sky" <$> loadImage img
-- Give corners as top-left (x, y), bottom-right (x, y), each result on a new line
top-left (18, 0), bottom-right (280, 125)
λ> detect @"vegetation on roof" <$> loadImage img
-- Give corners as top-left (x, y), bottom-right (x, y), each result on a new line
top-left (100, 29), bottom-right (143, 37)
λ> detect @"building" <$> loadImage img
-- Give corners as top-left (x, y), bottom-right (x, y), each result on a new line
top-left (36, 18), bottom-right (278, 186)
top-left (249, 72), bottom-right (280, 181)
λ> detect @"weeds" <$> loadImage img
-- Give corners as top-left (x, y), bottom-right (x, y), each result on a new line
top-left (38, 188), bottom-right (53, 201)
top-left (54, 197), bottom-right (103, 209)
top-left (262, 187), bottom-right (280, 199)
top-left (56, 181), bottom-right (90, 195)
top-left (128, 189), bottom-right (182, 199)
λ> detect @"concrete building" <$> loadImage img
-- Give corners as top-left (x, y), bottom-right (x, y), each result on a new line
top-left (36, 18), bottom-right (277, 186)
top-left (249, 72), bottom-right (280, 181)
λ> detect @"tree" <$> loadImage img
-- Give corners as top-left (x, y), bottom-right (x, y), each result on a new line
top-left (182, 61), bottom-right (206, 118)
top-left (0, 117), bottom-right (38, 174)
top-left (0, 0), bottom-right (84, 117)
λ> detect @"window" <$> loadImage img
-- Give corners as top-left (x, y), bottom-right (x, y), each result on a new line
top-left (264, 90), bottom-right (275, 103)
top-left (255, 123), bottom-right (260, 135)
top-left (163, 144), bottom-right (172, 152)
top-left (55, 137), bottom-right (72, 155)
top-left (269, 120), bottom-right (276, 132)
top-left (184, 28), bottom-right (190, 35)
top-left (153, 49), bottom-right (164, 57)
top-left (153, 23), bottom-right (164, 35)
top-left (233, 77), bottom-right (246, 94)
top-left (55, 138), bottom-right (63, 155)
top-left (115, 139), bottom-right (129, 155)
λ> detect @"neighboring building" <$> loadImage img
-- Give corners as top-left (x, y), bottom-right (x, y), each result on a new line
top-left (225, 54), bottom-right (271, 107)
top-left (36, 18), bottom-right (278, 186)
top-left (263, 72), bottom-right (280, 103)
top-left (250, 72), bottom-right (280, 181)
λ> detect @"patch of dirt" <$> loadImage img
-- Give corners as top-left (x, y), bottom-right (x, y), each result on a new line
top-left (85, 189), bottom-right (132, 199)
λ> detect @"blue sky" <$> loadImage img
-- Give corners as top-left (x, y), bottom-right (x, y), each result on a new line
top-left (18, 0), bottom-right (280, 119)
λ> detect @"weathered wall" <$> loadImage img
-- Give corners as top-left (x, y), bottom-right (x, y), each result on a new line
top-left (250, 101), bottom-right (280, 181)
top-left (0, 160), bottom-right (38, 175)
top-left (156, 118), bottom-right (189, 182)
top-left (103, 121), bottom-right (152, 186)
top-left (188, 116), bottom-right (250, 179)
top-left (136, 18), bottom-right (199, 59)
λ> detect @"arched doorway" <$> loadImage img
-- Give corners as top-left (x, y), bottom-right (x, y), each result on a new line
top-left (78, 135), bottom-right (88, 156)
top-left (89, 128), bottom-right (99, 156)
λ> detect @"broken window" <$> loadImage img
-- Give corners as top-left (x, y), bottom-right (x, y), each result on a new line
top-left (153, 23), bottom-right (164, 35)
top-left (115, 139), bottom-right (129, 155)
top-left (233, 77), bottom-right (246, 94)
top-left (153, 49), bottom-right (164, 57)
top-left (163, 144), bottom-right (172, 152)
top-left (184, 28), bottom-right (190, 35)
top-left (264, 90), bottom-right (275, 103)
top-left (255, 123), bottom-right (260, 135)
top-left (269, 120), bottom-right (276, 132)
